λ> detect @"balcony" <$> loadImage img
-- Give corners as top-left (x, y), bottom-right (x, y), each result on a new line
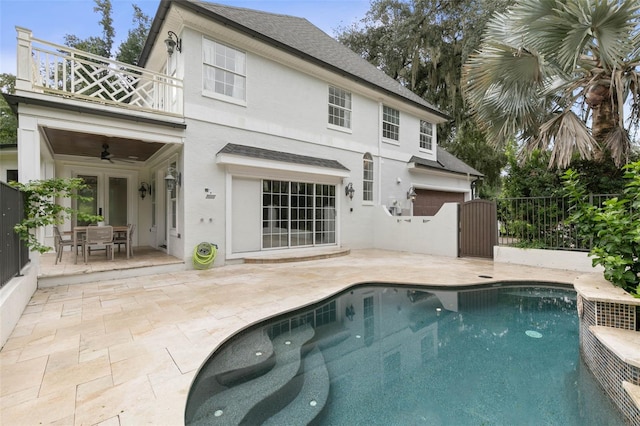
top-left (15, 27), bottom-right (183, 116)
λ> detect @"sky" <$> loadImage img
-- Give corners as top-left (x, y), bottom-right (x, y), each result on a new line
top-left (0, 0), bottom-right (371, 75)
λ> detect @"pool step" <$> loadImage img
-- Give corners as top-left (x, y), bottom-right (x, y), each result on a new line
top-left (623, 381), bottom-right (640, 411)
top-left (263, 345), bottom-right (330, 425)
top-left (188, 324), bottom-right (315, 425)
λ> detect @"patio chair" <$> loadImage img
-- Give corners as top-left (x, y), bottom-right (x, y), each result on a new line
top-left (113, 224), bottom-right (135, 259)
top-left (83, 225), bottom-right (114, 263)
top-left (53, 226), bottom-right (81, 265)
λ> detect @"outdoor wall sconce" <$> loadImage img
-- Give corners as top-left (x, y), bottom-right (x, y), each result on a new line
top-left (165, 30), bottom-right (182, 56)
top-left (138, 182), bottom-right (151, 199)
top-left (165, 167), bottom-right (181, 191)
top-left (407, 186), bottom-right (417, 202)
top-left (345, 182), bottom-right (355, 200)
top-left (345, 304), bottom-right (355, 321)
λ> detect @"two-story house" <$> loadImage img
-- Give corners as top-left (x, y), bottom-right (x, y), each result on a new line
top-left (6, 0), bottom-right (482, 267)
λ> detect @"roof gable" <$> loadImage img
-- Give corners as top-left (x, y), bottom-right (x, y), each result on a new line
top-left (142, 0), bottom-right (448, 120)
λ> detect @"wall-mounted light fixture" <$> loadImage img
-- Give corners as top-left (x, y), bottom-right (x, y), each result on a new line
top-left (138, 182), bottom-right (151, 199)
top-left (165, 30), bottom-right (182, 56)
top-left (407, 186), bottom-right (417, 202)
top-left (345, 304), bottom-right (355, 321)
top-left (165, 167), bottom-right (181, 191)
top-left (345, 182), bottom-right (355, 200)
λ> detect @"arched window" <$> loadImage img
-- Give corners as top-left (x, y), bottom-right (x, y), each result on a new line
top-left (363, 153), bottom-right (373, 202)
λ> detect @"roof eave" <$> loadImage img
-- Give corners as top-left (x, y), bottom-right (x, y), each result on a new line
top-left (139, 1), bottom-right (450, 120)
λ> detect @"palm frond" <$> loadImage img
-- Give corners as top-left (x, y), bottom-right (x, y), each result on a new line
top-left (535, 111), bottom-right (596, 168)
top-left (603, 126), bottom-right (632, 166)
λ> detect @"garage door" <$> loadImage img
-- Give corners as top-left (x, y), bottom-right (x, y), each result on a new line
top-left (413, 189), bottom-right (465, 216)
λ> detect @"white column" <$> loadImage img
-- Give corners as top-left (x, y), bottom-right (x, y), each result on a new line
top-left (15, 27), bottom-right (33, 91)
top-left (17, 115), bottom-right (40, 183)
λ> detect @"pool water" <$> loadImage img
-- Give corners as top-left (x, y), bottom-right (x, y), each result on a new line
top-left (185, 284), bottom-right (625, 425)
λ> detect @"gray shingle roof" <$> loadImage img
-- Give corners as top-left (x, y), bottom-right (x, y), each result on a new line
top-left (410, 147), bottom-right (483, 177)
top-left (217, 143), bottom-right (349, 171)
top-left (142, 1), bottom-right (447, 120)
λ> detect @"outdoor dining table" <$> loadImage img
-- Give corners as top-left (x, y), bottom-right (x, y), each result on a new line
top-left (72, 225), bottom-right (129, 264)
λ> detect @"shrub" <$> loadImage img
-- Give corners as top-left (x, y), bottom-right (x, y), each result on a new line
top-left (10, 178), bottom-right (102, 253)
top-left (562, 162), bottom-right (640, 297)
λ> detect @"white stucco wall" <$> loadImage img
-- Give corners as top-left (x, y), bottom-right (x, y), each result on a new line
top-left (174, 22), bottom-right (472, 263)
top-left (373, 203), bottom-right (459, 257)
top-left (0, 262), bottom-right (37, 348)
top-left (0, 147), bottom-right (18, 183)
top-left (494, 246), bottom-right (604, 273)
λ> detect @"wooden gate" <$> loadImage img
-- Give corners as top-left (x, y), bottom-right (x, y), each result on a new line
top-left (459, 199), bottom-right (497, 259)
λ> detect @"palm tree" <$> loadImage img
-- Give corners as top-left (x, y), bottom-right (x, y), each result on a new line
top-left (462, 0), bottom-right (640, 168)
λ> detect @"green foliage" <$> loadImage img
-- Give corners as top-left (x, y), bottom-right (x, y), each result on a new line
top-left (463, 0), bottom-right (640, 168)
top-left (64, 0), bottom-right (114, 57)
top-left (502, 146), bottom-right (632, 198)
top-left (64, 0), bottom-right (151, 67)
top-left (563, 163), bottom-right (640, 297)
top-left (115, 5), bottom-right (151, 65)
top-left (0, 73), bottom-right (17, 145)
top-left (9, 178), bottom-right (103, 253)
top-left (337, 0), bottom-right (513, 187)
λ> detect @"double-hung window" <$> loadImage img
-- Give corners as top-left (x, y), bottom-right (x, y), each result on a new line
top-left (203, 38), bottom-right (246, 101)
top-left (383, 105), bottom-right (400, 141)
top-left (420, 120), bottom-right (433, 150)
top-left (328, 86), bottom-right (352, 129)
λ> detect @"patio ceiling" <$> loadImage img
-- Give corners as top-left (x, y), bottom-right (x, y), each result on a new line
top-left (42, 128), bottom-right (165, 163)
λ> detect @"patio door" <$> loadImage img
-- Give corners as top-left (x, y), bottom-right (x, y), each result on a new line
top-left (76, 173), bottom-right (129, 226)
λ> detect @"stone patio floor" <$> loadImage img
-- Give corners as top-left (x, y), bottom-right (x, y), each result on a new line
top-left (0, 249), bottom-right (583, 425)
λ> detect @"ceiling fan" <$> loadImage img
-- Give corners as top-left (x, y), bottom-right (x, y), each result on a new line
top-left (100, 143), bottom-right (136, 163)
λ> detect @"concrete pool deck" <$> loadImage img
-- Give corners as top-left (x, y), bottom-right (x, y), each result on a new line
top-left (0, 250), bottom-right (589, 425)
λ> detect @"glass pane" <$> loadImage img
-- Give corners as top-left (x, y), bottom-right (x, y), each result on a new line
top-left (108, 177), bottom-right (128, 226)
top-left (77, 175), bottom-right (98, 226)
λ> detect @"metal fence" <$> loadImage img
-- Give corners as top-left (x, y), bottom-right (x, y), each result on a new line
top-left (1, 182), bottom-right (29, 287)
top-left (496, 194), bottom-right (617, 252)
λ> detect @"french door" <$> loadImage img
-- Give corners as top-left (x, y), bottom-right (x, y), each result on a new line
top-left (76, 173), bottom-right (129, 226)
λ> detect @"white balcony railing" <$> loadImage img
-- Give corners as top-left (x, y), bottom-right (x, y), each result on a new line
top-left (15, 27), bottom-right (183, 116)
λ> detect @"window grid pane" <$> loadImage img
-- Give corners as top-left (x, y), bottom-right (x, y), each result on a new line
top-left (383, 106), bottom-right (400, 140)
top-left (363, 154), bottom-right (374, 202)
top-left (262, 180), bottom-right (336, 249)
top-left (203, 38), bottom-right (246, 100)
top-left (420, 120), bottom-right (433, 150)
top-left (328, 86), bottom-right (352, 128)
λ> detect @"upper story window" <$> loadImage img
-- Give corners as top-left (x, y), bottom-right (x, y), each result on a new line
top-left (203, 38), bottom-right (246, 101)
top-left (363, 153), bottom-right (374, 202)
top-left (420, 120), bottom-right (433, 150)
top-left (328, 86), bottom-right (352, 129)
top-left (383, 106), bottom-right (400, 141)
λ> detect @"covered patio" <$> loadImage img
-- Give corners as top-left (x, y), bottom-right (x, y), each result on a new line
top-left (38, 246), bottom-right (185, 287)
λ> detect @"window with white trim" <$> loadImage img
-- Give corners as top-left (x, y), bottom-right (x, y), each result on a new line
top-left (363, 153), bottom-right (373, 202)
top-left (203, 38), bottom-right (246, 100)
top-left (383, 105), bottom-right (400, 141)
top-left (328, 86), bottom-right (352, 128)
top-left (420, 120), bottom-right (433, 150)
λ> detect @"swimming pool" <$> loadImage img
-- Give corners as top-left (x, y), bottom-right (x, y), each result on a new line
top-left (185, 283), bottom-right (624, 425)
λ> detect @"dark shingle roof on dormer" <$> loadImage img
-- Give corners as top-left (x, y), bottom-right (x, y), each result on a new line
top-left (140, 0), bottom-right (448, 120)
top-left (217, 143), bottom-right (349, 171)
top-left (409, 147), bottom-right (483, 177)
